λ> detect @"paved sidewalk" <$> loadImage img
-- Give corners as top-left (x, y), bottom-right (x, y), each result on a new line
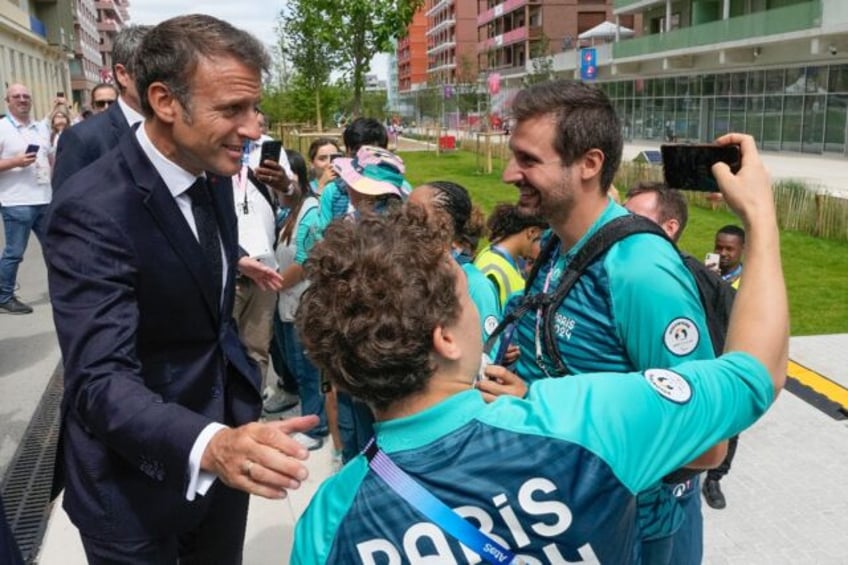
top-left (0, 238), bottom-right (60, 479)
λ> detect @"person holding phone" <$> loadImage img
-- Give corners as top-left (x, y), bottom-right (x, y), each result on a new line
top-left (493, 80), bottom-right (719, 564)
top-left (231, 132), bottom-right (286, 402)
top-left (713, 225), bottom-right (745, 289)
top-left (49, 109), bottom-right (71, 154)
top-left (307, 137), bottom-right (341, 194)
top-left (0, 83), bottom-right (52, 314)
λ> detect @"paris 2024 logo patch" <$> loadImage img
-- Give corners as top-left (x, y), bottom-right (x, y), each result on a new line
top-left (644, 368), bottom-right (692, 404)
top-left (663, 317), bottom-right (700, 356)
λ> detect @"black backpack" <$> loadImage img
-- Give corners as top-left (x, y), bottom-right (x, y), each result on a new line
top-left (484, 214), bottom-right (736, 373)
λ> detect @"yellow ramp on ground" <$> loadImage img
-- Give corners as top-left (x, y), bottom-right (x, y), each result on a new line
top-left (787, 360), bottom-right (848, 409)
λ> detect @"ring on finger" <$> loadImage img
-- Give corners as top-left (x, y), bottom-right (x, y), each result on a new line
top-left (243, 459), bottom-right (254, 478)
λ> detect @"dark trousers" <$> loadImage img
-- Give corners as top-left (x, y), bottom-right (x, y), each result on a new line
top-left (80, 483), bottom-right (249, 565)
top-left (668, 476), bottom-right (704, 565)
top-left (0, 494), bottom-right (24, 565)
top-left (707, 434), bottom-right (739, 481)
top-left (269, 310), bottom-right (299, 394)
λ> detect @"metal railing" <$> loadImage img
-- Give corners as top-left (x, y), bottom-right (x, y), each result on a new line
top-left (614, 1), bottom-right (822, 59)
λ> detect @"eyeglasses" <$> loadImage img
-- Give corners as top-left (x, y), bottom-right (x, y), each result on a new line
top-left (93, 99), bottom-right (115, 109)
top-left (9, 94), bottom-right (31, 101)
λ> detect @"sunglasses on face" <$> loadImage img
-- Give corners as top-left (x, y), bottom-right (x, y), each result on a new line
top-left (93, 99), bottom-right (115, 109)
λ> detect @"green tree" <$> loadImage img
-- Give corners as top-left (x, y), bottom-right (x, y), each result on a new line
top-left (312, 0), bottom-right (424, 116)
top-left (262, 77), bottom-right (349, 128)
top-left (454, 52), bottom-right (482, 123)
top-left (523, 36), bottom-right (555, 87)
top-left (358, 90), bottom-right (388, 121)
top-left (279, 0), bottom-right (337, 130)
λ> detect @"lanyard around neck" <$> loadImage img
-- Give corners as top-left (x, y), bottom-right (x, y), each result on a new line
top-left (364, 438), bottom-right (524, 565)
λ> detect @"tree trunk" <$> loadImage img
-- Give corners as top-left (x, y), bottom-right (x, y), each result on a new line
top-left (315, 88), bottom-right (323, 132)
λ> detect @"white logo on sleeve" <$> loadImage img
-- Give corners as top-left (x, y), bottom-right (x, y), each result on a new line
top-left (484, 316), bottom-right (499, 337)
top-left (645, 368), bottom-right (692, 404)
top-left (663, 317), bottom-right (700, 356)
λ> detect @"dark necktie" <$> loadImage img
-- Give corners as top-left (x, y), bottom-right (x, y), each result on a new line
top-left (187, 177), bottom-right (222, 300)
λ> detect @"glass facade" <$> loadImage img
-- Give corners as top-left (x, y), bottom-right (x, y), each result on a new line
top-left (601, 64), bottom-right (848, 154)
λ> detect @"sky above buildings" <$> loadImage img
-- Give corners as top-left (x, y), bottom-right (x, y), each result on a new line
top-left (129, 0), bottom-right (389, 80)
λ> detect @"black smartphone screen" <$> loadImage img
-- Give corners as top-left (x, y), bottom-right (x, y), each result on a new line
top-left (25, 144), bottom-right (39, 155)
top-left (661, 144), bottom-right (741, 192)
top-left (259, 140), bottom-right (282, 165)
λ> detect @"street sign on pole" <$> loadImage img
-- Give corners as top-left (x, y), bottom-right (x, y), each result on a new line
top-left (580, 48), bottom-right (597, 81)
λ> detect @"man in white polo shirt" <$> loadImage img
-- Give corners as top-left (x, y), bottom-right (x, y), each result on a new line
top-left (0, 83), bottom-right (51, 314)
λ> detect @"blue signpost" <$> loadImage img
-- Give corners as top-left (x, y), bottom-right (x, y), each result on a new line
top-left (580, 48), bottom-right (597, 81)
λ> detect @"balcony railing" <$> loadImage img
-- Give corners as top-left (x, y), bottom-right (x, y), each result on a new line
top-left (427, 40), bottom-right (456, 56)
top-left (613, 0), bottom-right (665, 15)
top-left (428, 61), bottom-right (457, 73)
top-left (425, 0), bottom-right (454, 18)
top-left (478, 26), bottom-right (528, 52)
top-left (95, 1), bottom-right (125, 24)
top-left (97, 19), bottom-right (119, 33)
top-left (478, 0), bottom-right (528, 27)
top-left (613, 1), bottom-right (822, 59)
top-left (426, 17), bottom-right (456, 37)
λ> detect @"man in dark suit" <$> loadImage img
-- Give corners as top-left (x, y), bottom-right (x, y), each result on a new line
top-left (45, 15), bottom-right (316, 563)
top-left (52, 25), bottom-right (149, 192)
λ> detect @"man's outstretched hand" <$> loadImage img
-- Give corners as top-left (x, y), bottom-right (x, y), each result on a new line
top-left (201, 415), bottom-right (319, 499)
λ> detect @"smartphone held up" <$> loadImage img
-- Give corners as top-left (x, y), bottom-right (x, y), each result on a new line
top-left (259, 140), bottom-right (282, 165)
top-left (661, 143), bottom-right (741, 192)
top-left (704, 253), bottom-right (720, 271)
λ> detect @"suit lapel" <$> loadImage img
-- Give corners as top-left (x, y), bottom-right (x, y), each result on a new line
top-left (120, 134), bottom-right (222, 324)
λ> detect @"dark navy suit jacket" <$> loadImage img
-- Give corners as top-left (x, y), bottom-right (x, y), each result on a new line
top-left (52, 100), bottom-right (130, 192)
top-left (45, 131), bottom-right (261, 540)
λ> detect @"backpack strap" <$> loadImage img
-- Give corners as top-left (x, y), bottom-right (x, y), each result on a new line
top-left (539, 214), bottom-right (670, 375)
top-left (482, 233), bottom-right (560, 358)
top-left (484, 215), bottom-right (673, 374)
top-left (246, 168), bottom-right (278, 212)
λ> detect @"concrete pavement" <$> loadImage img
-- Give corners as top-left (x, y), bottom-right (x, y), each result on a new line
top-left (0, 237), bottom-right (60, 480)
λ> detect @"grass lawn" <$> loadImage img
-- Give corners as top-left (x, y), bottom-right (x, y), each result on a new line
top-left (399, 149), bottom-right (848, 337)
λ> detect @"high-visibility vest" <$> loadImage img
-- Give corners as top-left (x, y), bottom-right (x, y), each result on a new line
top-left (474, 246), bottom-right (525, 308)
